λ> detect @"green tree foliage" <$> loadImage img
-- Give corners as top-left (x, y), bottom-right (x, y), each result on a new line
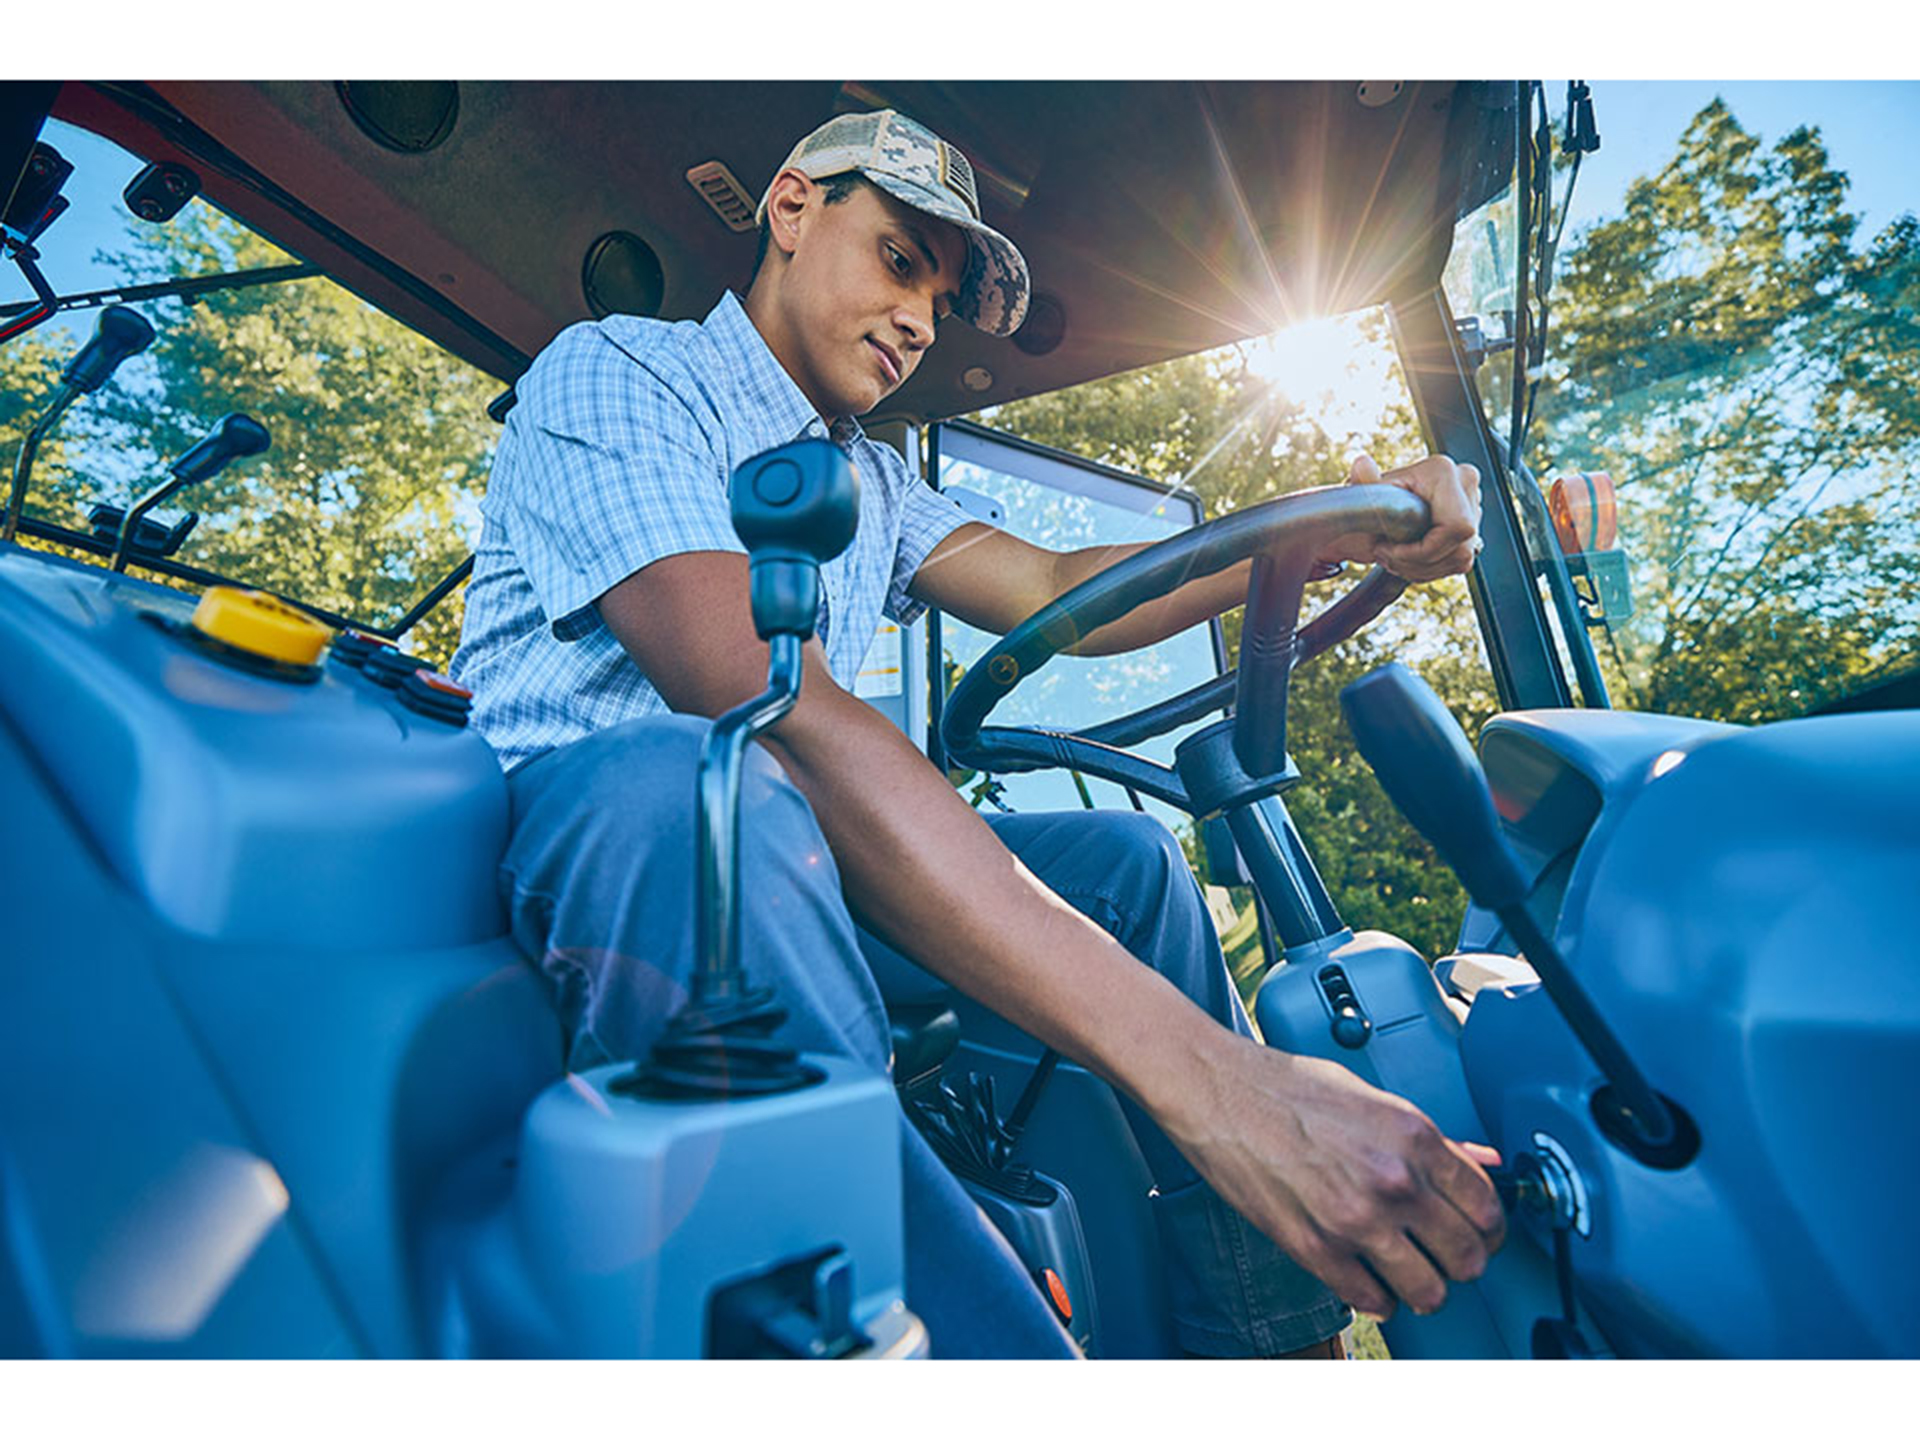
top-left (1537, 100), bottom-right (1920, 722)
top-left (65, 204), bottom-right (496, 663)
top-left (983, 328), bottom-right (1495, 965)
top-left (983, 100), bottom-right (1920, 966)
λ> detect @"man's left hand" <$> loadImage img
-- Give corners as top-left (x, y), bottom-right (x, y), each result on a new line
top-left (1320, 453), bottom-right (1483, 584)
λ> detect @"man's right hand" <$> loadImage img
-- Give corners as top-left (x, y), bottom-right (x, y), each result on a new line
top-left (1158, 1033), bottom-right (1507, 1320)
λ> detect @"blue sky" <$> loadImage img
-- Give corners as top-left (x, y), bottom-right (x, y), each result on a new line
top-left (8, 81), bottom-right (1917, 351)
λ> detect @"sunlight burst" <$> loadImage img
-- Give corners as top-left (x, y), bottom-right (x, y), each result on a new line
top-left (1243, 312), bottom-right (1403, 450)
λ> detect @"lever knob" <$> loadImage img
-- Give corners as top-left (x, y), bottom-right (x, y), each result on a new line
top-left (170, 413), bottom-right (271, 485)
top-left (61, 305), bottom-right (155, 394)
top-left (730, 440), bottom-right (859, 640)
top-left (1339, 661), bottom-right (1531, 910)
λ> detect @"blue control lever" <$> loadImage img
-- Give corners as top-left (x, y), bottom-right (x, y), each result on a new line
top-left (620, 441), bottom-right (859, 1099)
top-left (1340, 661), bottom-right (1679, 1154)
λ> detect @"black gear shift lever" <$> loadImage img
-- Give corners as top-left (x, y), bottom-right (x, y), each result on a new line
top-left (614, 439), bottom-right (859, 1100)
top-left (1340, 661), bottom-right (1683, 1156)
top-left (111, 414), bottom-right (270, 572)
top-left (3, 304), bottom-right (155, 544)
top-left (694, 441), bottom-right (859, 1008)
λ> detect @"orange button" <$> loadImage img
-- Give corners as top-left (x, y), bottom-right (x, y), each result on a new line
top-left (1041, 1267), bottom-right (1072, 1322)
top-left (414, 670), bottom-right (473, 700)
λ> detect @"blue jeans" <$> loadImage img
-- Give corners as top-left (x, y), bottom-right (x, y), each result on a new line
top-left (499, 715), bottom-right (1349, 1358)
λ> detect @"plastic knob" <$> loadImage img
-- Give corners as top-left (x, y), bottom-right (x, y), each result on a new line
top-left (189, 586), bottom-right (330, 667)
top-left (1330, 1008), bottom-right (1372, 1050)
top-left (362, 645), bottom-right (436, 689)
top-left (328, 630), bottom-right (393, 670)
top-left (730, 440), bottom-right (859, 566)
top-left (398, 668), bottom-right (474, 726)
top-left (170, 413), bottom-right (272, 485)
top-left (730, 440), bottom-right (860, 640)
top-left (61, 305), bottom-right (155, 394)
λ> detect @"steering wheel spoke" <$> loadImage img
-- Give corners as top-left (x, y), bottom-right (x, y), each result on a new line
top-left (968, 725), bottom-right (1191, 808)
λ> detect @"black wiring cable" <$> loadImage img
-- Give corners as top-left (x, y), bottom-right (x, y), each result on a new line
top-left (1517, 83), bottom-right (1596, 459)
top-left (1505, 81), bottom-right (1534, 478)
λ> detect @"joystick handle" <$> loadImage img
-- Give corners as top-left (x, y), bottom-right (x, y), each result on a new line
top-left (112, 414), bottom-right (271, 572)
top-left (731, 440), bottom-right (860, 639)
top-left (626, 440), bottom-right (859, 1098)
top-left (5, 307), bottom-right (156, 543)
top-left (1340, 661), bottom-right (1532, 908)
top-left (60, 305), bottom-right (154, 394)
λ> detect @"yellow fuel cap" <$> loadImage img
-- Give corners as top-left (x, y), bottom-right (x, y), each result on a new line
top-left (189, 586), bottom-right (331, 667)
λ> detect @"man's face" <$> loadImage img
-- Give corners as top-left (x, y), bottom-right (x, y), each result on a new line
top-left (772, 177), bottom-right (969, 417)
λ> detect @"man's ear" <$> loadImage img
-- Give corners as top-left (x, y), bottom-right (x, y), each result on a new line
top-left (762, 169), bottom-right (815, 264)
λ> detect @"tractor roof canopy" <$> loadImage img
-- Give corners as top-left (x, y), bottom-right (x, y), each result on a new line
top-left (51, 80), bottom-right (1516, 415)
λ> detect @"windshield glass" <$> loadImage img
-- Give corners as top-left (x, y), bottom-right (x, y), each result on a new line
top-left (1444, 82), bottom-right (1920, 724)
top-left (1, 117), bottom-right (494, 663)
top-left (976, 308), bottom-right (1495, 966)
top-left (934, 426), bottom-right (1217, 831)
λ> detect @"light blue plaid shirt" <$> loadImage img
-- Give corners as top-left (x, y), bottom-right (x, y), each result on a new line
top-left (450, 291), bottom-right (974, 771)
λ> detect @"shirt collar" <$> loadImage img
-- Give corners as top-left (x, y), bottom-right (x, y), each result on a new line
top-left (703, 291), bottom-right (867, 451)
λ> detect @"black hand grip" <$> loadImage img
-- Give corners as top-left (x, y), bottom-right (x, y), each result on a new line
top-left (170, 413), bottom-right (271, 484)
top-left (730, 439), bottom-right (859, 639)
top-left (61, 305), bottom-right (155, 394)
top-left (1339, 661), bottom-right (1531, 909)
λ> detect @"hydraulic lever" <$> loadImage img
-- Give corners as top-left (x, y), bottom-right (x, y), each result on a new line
top-left (110, 414), bottom-right (270, 572)
top-left (615, 439), bottom-right (860, 1099)
top-left (1340, 662), bottom-right (1681, 1154)
top-left (3, 304), bottom-right (155, 544)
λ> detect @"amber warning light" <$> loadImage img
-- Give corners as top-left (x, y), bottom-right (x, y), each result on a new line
top-left (1545, 472), bottom-right (1633, 624)
top-left (1548, 471), bottom-right (1618, 556)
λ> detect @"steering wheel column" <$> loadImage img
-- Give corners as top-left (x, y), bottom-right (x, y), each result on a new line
top-left (1173, 721), bottom-right (1346, 951)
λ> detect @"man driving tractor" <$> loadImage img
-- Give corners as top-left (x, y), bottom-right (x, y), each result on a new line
top-left (449, 107), bottom-right (1504, 1358)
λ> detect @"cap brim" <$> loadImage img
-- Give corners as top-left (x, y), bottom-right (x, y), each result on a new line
top-left (863, 172), bottom-right (1030, 338)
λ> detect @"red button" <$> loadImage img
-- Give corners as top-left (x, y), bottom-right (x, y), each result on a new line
top-left (1041, 1268), bottom-right (1072, 1323)
top-left (414, 669), bottom-right (473, 700)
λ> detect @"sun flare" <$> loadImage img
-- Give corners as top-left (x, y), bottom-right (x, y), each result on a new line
top-left (1243, 311), bottom-right (1404, 450)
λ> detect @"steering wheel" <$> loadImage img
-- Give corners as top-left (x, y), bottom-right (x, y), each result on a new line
top-left (941, 483), bottom-right (1432, 813)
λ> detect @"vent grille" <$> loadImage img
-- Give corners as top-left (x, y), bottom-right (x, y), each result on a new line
top-left (686, 160), bottom-right (756, 233)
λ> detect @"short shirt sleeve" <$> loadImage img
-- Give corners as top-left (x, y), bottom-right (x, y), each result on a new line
top-left (493, 326), bottom-right (743, 642)
top-left (885, 479), bottom-right (977, 627)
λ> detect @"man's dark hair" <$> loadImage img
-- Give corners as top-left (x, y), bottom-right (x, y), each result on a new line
top-left (749, 172), bottom-right (871, 287)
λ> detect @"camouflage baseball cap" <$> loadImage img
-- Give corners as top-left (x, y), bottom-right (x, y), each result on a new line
top-left (756, 109), bottom-right (1030, 337)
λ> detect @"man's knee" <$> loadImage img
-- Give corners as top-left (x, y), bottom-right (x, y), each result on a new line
top-left (499, 713), bottom-right (881, 1066)
top-left (1079, 810), bottom-right (1198, 906)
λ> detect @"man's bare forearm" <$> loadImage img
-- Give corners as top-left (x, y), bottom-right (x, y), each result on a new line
top-left (761, 674), bottom-right (1226, 1119)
